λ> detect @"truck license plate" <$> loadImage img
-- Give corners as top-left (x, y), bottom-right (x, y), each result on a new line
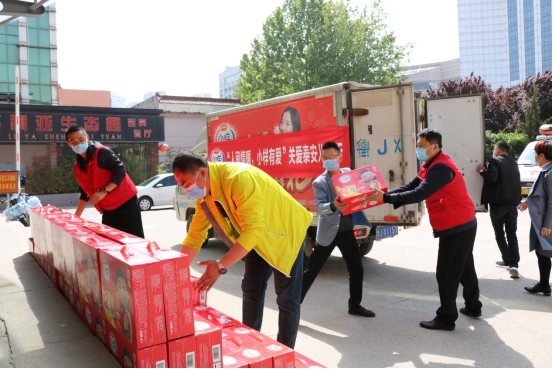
top-left (521, 189), bottom-right (530, 195)
top-left (376, 226), bottom-right (398, 240)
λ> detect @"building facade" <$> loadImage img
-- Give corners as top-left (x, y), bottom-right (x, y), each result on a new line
top-left (0, 104), bottom-right (164, 195)
top-left (0, 4), bottom-right (58, 105)
top-left (458, 0), bottom-right (551, 89)
top-left (219, 66), bottom-right (241, 99)
top-left (399, 58), bottom-right (461, 94)
top-left (133, 94), bottom-right (241, 163)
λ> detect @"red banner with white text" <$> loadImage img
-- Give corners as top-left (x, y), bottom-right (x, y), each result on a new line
top-left (207, 126), bottom-right (351, 179)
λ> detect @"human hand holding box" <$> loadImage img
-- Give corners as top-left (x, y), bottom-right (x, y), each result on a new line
top-left (332, 165), bottom-right (387, 215)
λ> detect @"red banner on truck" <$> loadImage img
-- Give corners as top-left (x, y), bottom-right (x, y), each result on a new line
top-left (207, 126), bottom-right (351, 179)
top-left (208, 95), bottom-right (336, 142)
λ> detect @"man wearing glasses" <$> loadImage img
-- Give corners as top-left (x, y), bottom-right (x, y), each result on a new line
top-left (301, 141), bottom-right (376, 318)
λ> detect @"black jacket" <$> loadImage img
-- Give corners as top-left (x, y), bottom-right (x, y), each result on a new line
top-left (480, 155), bottom-right (521, 206)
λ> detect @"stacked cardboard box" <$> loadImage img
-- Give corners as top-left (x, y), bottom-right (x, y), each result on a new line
top-left (29, 206), bottom-right (325, 368)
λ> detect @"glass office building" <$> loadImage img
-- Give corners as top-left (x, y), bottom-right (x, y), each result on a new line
top-left (458, 0), bottom-right (551, 88)
top-left (0, 4), bottom-right (58, 105)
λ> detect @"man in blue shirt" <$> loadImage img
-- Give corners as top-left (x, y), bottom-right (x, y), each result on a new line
top-left (301, 141), bottom-right (375, 317)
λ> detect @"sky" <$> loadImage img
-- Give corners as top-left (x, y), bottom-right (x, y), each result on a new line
top-left (48, 0), bottom-right (459, 105)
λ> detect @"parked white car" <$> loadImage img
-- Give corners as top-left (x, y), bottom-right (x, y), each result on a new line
top-left (518, 136), bottom-right (552, 196)
top-left (136, 173), bottom-right (177, 211)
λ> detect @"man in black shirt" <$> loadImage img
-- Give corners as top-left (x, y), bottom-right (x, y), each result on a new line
top-left (66, 126), bottom-right (144, 238)
top-left (477, 141), bottom-right (521, 278)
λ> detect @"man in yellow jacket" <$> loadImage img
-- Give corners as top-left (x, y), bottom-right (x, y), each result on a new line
top-left (173, 151), bottom-right (312, 349)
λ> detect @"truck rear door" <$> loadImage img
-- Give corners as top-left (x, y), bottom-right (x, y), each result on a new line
top-left (350, 84), bottom-right (420, 228)
top-left (426, 95), bottom-right (485, 211)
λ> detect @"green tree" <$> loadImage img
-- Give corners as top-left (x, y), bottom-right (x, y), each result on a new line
top-left (236, 0), bottom-right (410, 104)
top-left (520, 88), bottom-right (542, 141)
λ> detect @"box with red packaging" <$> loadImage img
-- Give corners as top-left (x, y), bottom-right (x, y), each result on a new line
top-left (44, 214), bottom-right (73, 264)
top-left (88, 225), bottom-right (148, 246)
top-left (99, 246), bottom-right (166, 349)
top-left (62, 227), bottom-right (97, 292)
top-left (228, 324), bottom-right (294, 368)
top-left (193, 306), bottom-right (240, 329)
top-left (221, 329), bottom-right (272, 368)
top-left (193, 312), bottom-right (222, 368)
top-left (39, 252), bottom-right (57, 285)
top-left (294, 352), bottom-right (325, 368)
top-left (167, 335), bottom-right (196, 368)
top-left (190, 276), bottom-right (207, 307)
top-left (104, 319), bottom-right (168, 368)
top-left (332, 165), bottom-right (387, 215)
top-left (134, 242), bottom-right (195, 341)
top-left (82, 299), bottom-right (108, 345)
top-left (222, 348), bottom-right (249, 368)
top-left (74, 234), bottom-right (120, 311)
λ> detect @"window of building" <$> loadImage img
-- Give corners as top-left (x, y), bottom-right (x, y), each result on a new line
top-left (541, 0), bottom-right (552, 72)
top-left (0, 23), bottom-right (20, 95)
top-left (27, 9), bottom-right (52, 105)
top-left (523, 0), bottom-right (536, 76)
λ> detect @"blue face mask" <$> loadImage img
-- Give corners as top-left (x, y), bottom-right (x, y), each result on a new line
top-left (323, 159), bottom-right (339, 172)
top-left (416, 145), bottom-right (434, 161)
top-left (184, 171), bottom-right (206, 199)
top-left (72, 142), bottom-right (89, 155)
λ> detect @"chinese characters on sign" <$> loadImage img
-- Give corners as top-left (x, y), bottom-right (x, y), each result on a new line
top-left (0, 113), bottom-right (164, 142)
top-left (0, 172), bottom-right (18, 194)
top-left (208, 126), bottom-right (351, 179)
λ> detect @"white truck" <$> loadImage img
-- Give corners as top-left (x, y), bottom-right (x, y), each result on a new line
top-left (175, 82), bottom-right (486, 256)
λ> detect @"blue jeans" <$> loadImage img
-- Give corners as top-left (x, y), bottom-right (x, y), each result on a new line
top-left (241, 240), bottom-right (304, 349)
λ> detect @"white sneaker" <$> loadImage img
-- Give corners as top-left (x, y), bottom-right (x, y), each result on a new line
top-left (510, 267), bottom-right (519, 279)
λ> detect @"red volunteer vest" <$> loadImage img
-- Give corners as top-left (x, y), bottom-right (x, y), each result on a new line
top-left (418, 152), bottom-right (475, 231)
top-left (73, 145), bottom-right (137, 213)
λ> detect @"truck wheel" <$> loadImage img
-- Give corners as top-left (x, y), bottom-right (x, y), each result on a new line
top-left (186, 214), bottom-right (209, 247)
top-left (359, 238), bottom-right (374, 256)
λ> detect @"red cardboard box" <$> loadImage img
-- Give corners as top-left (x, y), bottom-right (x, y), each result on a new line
top-left (222, 329), bottom-right (273, 368)
top-left (91, 226), bottom-right (148, 246)
top-left (104, 321), bottom-right (168, 368)
top-left (193, 306), bottom-right (240, 329)
top-left (99, 246), bottom-right (166, 349)
top-left (294, 352), bottom-right (325, 368)
top-left (62, 227), bottom-right (97, 292)
top-left (74, 234), bottom-right (120, 311)
top-left (39, 253), bottom-right (57, 285)
top-left (190, 276), bottom-right (207, 307)
top-left (223, 348), bottom-right (249, 368)
top-left (167, 335), bottom-right (196, 368)
top-left (332, 165), bottom-right (387, 215)
top-left (82, 299), bottom-right (108, 345)
top-left (134, 242), bottom-right (195, 341)
top-left (228, 325), bottom-right (294, 368)
top-left (193, 313), bottom-right (223, 368)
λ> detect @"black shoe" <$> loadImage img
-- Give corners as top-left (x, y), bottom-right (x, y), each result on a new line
top-left (348, 305), bottom-right (376, 317)
top-left (460, 307), bottom-right (482, 318)
top-left (524, 283), bottom-right (551, 296)
top-left (419, 319), bottom-right (455, 331)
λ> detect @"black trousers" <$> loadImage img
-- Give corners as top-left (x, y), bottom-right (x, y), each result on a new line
top-left (489, 204), bottom-right (520, 268)
top-left (102, 196), bottom-right (145, 238)
top-left (536, 251), bottom-right (552, 287)
top-left (436, 225), bottom-right (482, 325)
top-left (301, 230), bottom-right (364, 308)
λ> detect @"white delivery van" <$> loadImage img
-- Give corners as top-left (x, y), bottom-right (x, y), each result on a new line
top-left (175, 82), bottom-right (486, 256)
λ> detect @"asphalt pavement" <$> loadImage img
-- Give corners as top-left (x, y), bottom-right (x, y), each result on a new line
top-left (0, 203), bottom-right (550, 368)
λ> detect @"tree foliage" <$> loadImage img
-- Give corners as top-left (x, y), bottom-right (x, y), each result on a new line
top-left (236, 0), bottom-right (411, 104)
top-left (426, 70), bottom-right (552, 134)
top-left (520, 88), bottom-right (542, 141)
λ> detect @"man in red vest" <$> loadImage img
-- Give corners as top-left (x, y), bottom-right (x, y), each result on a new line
top-left (65, 125), bottom-right (144, 238)
top-left (368, 128), bottom-right (482, 331)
